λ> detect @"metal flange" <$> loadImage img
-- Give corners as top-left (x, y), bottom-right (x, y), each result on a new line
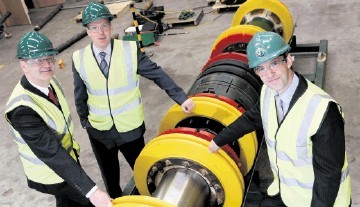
top-left (231, 0), bottom-right (294, 43)
top-left (134, 133), bottom-right (245, 207)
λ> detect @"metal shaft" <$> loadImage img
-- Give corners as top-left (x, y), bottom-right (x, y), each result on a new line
top-left (153, 168), bottom-right (210, 207)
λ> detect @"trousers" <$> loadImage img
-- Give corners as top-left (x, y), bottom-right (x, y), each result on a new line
top-left (88, 132), bottom-right (145, 198)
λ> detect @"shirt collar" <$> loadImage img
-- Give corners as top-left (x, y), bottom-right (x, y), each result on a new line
top-left (278, 73), bottom-right (299, 105)
top-left (27, 80), bottom-right (50, 96)
top-left (92, 44), bottom-right (111, 57)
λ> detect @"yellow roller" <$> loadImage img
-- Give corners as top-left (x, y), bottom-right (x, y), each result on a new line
top-left (134, 133), bottom-right (244, 207)
top-left (159, 96), bottom-right (258, 175)
top-left (113, 195), bottom-right (176, 207)
top-left (211, 25), bottom-right (265, 53)
top-left (232, 0), bottom-right (294, 43)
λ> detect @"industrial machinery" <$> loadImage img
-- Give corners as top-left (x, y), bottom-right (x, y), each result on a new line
top-left (113, 0), bottom-right (328, 206)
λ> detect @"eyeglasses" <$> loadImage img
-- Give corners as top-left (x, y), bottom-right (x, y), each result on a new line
top-left (87, 24), bottom-right (111, 32)
top-left (253, 58), bottom-right (286, 76)
top-left (25, 56), bottom-right (56, 66)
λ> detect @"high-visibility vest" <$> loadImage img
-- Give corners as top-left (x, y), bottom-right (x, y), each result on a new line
top-left (73, 40), bottom-right (144, 132)
top-left (260, 79), bottom-right (351, 206)
top-left (5, 77), bottom-right (79, 184)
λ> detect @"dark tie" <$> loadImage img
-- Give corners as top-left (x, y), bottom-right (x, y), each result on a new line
top-left (275, 95), bottom-right (284, 123)
top-left (48, 87), bottom-right (58, 105)
top-left (99, 52), bottom-right (109, 78)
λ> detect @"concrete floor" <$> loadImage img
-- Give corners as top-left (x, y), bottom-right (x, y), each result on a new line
top-left (0, 0), bottom-right (359, 206)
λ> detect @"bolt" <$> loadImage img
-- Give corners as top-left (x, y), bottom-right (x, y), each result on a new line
top-left (182, 161), bottom-right (190, 168)
top-left (214, 184), bottom-right (221, 191)
top-left (149, 166), bottom-right (158, 176)
top-left (147, 177), bottom-right (153, 184)
top-left (199, 169), bottom-right (209, 176)
top-left (165, 160), bottom-right (172, 166)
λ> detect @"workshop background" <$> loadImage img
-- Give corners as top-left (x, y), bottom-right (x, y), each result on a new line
top-left (0, 0), bottom-right (359, 206)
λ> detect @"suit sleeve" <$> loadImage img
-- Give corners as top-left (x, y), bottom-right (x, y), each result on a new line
top-left (72, 59), bottom-right (89, 128)
top-left (6, 106), bottom-right (95, 196)
top-left (213, 100), bottom-right (263, 147)
top-left (136, 45), bottom-right (188, 105)
top-left (311, 101), bottom-right (345, 207)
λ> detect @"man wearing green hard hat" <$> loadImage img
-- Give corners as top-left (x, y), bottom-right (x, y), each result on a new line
top-left (71, 2), bottom-right (195, 199)
top-left (5, 31), bottom-right (112, 207)
top-left (209, 31), bottom-right (351, 206)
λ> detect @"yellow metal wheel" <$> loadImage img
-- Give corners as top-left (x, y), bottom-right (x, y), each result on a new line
top-left (112, 195), bottom-right (176, 207)
top-left (134, 133), bottom-right (244, 207)
top-left (231, 0), bottom-right (294, 43)
top-left (158, 96), bottom-right (258, 175)
top-left (211, 25), bottom-right (264, 54)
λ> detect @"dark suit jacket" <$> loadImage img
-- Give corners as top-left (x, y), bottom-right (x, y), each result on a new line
top-left (6, 76), bottom-right (95, 197)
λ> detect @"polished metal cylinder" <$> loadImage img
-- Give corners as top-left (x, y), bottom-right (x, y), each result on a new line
top-left (153, 168), bottom-right (210, 207)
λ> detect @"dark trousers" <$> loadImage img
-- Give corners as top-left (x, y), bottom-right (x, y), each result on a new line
top-left (259, 194), bottom-right (286, 207)
top-left (89, 135), bottom-right (145, 199)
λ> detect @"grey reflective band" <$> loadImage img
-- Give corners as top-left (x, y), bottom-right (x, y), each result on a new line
top-left (62, 115), bottom-right (72, 134)
top-left (296, 94), bottom-right (332, 158)
top-left (51, 77), bottom-right (64, 94)
top-left (341, 166), bottom-right (349, 183)
top-left (88, 97), bottom-right (141, 116)
top-left (19, 152), bottom-right (46, 165)
top-left (262, 87), bottom-right (271, 145)
top-left (88, 79), bottom-right (138, 96)
top-left (78, 42), bottom-right (137, 96)
top-left (6, 94), bottom-right (58, 131)
top-left (123, 41), bottom-right (135, 82)
top-left (13, 133), bottom-right (26, 144)
top-left (270, 161), bottom-right (278, 174)
top-left (276, 151), bottom-right (312, 166)
top-left (279, 175), bottom-right (313, 189)
top-left (265, 136), bottom-right (275, 149)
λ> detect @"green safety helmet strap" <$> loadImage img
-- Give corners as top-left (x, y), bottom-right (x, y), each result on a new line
top-left (246, 32), bottom-right (290, 69)
top-left (16, 32), bottom-right (58, 59)
top-left (82, 2), bottom-right (114, 26)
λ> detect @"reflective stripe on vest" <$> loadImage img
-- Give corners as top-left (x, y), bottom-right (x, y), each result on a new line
top-left (5, 77), bottom-right (77, 184)
top-left (260, 80), bottom-right (351, 206)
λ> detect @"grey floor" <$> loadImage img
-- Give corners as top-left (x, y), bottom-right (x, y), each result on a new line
top-left (0, 0), bottom-right (359, 206)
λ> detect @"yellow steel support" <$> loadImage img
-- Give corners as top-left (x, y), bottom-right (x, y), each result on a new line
top-left (113, 195), bottom-right (176, 207)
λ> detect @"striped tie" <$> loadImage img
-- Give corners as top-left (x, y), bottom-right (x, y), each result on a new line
top-left (275, 95), bottom-right (284, 123)
top-left (99, 52), bottom-right (109, 78)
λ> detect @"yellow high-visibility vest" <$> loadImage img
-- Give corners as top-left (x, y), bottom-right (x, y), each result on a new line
top-left (260, 79), bottom-right (351, 206)
top-left (73, 40), bottom-right (144, 132)
top-left (5, 77), bottom-right (79, 184)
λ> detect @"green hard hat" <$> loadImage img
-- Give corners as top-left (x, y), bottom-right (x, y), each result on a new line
top-left (246, 32), bottom-right (290, 69)
top-left (16, 32), bottom-right (58, 59)
top-left (82, 2), bottom-right (113, 26)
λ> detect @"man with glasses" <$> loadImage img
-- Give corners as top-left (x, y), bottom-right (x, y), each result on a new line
top-left (71, 2), bottom-right (195, 199)
top-left (5, 32), bottom-right (112, 207)
top-left (209, 32), bottom-right (351, 206)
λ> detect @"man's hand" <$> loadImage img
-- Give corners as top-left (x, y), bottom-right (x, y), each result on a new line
top-left (209, 140), bottom-right (220, 153)
top-left (89, 189), bottom-right (112, 207)
top-left (181, 98), bottom-right (195, 113)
